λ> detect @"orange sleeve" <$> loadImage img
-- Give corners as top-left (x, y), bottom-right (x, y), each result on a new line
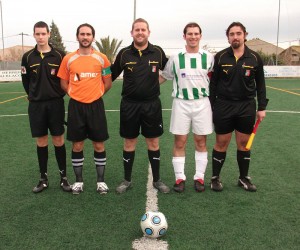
top-left (57, 55), bottom-right (70, 81)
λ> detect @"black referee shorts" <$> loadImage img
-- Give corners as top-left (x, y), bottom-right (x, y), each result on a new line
top-left (67, 98), bottom-right (109, 142)
top-left (120, 98), bottom-right (164, 139)
top-left (213, 98), bottom-right (256, 134)
top-left (28, 98), bottom-right (65, 138)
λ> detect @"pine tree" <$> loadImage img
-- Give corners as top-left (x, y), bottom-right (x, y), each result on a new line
top-left (49, 20), bottom-right (66, 53)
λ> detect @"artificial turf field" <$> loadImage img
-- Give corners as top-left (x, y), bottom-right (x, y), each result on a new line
top-left (1, 79), bottom-right (299, 249)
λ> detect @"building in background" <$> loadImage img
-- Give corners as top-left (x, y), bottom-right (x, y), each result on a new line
top-left (0, 45), bottom-right (33, 61)
top-left (246, 38), bottom-right (284, 55)
top-left (279, 46), bottom-right (300, 66)
top-left (0, 45), bottom-right (33, 70)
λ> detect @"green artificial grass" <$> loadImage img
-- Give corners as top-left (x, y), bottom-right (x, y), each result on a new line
top-left (0, 79), bottom-right (299, 249)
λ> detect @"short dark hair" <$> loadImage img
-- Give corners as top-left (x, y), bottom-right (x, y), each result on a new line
top-left (183, 22), bottom-right (202, 35)
top-left (132, 18), bottom-right (149, 31)
top-left (76, 23), bottom-right (95, 38)
top-left (33, 21), bottom-right (49, 33)
top-left (226, 22), bottom-right (247, 38)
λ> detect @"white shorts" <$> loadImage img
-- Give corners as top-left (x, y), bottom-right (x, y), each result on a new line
top-left (170, 98), bottom-right (213, 135)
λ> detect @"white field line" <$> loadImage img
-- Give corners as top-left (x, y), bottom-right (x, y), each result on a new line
top-left (1, 109), bottom-right (300, 118)
top-left (132, 164), bottom-right (169, 250)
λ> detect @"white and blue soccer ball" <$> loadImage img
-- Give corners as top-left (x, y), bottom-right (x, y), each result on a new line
top-left (140, 211), bottom-right (168, 238)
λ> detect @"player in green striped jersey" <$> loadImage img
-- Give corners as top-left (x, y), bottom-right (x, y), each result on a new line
top-left (159, 22), bottom-right (214, 193)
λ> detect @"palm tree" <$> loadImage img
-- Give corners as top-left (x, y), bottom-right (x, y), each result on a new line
top-left (95, 36), bottom-right (122, 63)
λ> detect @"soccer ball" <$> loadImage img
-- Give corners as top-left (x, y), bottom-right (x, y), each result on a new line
top-left (140, 211), bottom-right (168, 238)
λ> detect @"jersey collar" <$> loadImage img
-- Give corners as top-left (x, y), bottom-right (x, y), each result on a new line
top-left (180, 47), bottom-right (205, 55)
top-left (228, 45), bottom-right (252, 58)
top-left (131, 42), bottom-right (155, 54)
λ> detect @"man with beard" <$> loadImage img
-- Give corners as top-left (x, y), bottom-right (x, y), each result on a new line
top-left (209, 22), bottom-right (268, 192)
top-left (111, 18), bottom-right (170, 194)
top-left (58, 23), bottom-right (112, 195)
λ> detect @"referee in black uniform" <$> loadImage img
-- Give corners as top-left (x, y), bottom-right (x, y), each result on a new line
top-left (111, 18), bottom-right (170, 194)
top-left (209, 22), bottom-right (268, 192)
top-left (21, 21), bottom-right (71, 193)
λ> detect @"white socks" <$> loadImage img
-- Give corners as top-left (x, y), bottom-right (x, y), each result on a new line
top-left (194, 151), bottom-right (208, 180)
top-left (172, 156), bottom-right (186, 181)
top-left (173, 151), bottom-right (208, 181)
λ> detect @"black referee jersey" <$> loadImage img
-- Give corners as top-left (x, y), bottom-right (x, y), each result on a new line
top-left (210, 46), bottom-right (268, 111)
top-left (21, 44), bottom-right (65, 102)
top-left (111, 42), bottom-right (168, 102)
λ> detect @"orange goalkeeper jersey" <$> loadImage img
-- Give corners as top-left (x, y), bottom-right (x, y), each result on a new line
top-left (58, 49), bottom-right (111, 103)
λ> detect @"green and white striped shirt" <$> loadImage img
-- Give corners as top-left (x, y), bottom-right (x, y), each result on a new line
top-left (162, 48), bottom-right (214, 100)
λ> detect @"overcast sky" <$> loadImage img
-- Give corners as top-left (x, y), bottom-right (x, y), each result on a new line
top-left (1, 0), bottom-right (299, 54)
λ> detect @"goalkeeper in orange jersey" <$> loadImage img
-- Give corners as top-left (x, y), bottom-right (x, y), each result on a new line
top-left (209, 22), bottom-right (268, 192)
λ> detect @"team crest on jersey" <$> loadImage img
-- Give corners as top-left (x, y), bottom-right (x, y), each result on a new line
top-left (181, 73), bottom-right (186, 78)
top-left (21, 66), bottom-right (26, 74)
top-left (245, 70), bottom-right (250, 76)
top-left (152, 66), bottom-right (157, 72)
top-left (51, 69), bottom-right (56, 75)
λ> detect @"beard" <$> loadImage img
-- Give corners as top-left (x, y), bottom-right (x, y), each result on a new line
top-left (79, 40), bottom-right (93, 48)
top-left (231, 40), bottom-right (242, 49)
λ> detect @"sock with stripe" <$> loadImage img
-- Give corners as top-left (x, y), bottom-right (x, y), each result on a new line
top-left (95, 151), bottom-right (106, 182)
top-left (72, 151), bottom-right (84, 182)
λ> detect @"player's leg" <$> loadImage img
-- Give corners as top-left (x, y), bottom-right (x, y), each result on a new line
top-left (116, 99), bottom-right (140, 193)
top-left (88, 98), bottom-right (110, 194)
top-left (36, 135), bottom-right (48, 178)
top-left (192, 98), bottom-right (213, 192)
top-left (235, 102), bottom-right (256, 191)
top-left (52, 135), bottom-right (66, 177)
top-left (49, 98), bottom-right (71, 192)
top-left (66, 99), bottom-right (87, 194)
top-left (211, 133), bottom-right (232, 191)
top-left (169, 98), bottom-right (192, 193)
top-left (193, 134), bottom-right (208, 192)
top-left (145, 137), bottom-right (160, 181)
top-left (212, 133), bottom-right (231, 176)
top-left (123, 138), bottom-right (138, 180)
top-left (71, 141), bottom-right (84, 194)
top-left (142, 98), bottom-right (169, 194)
top-left (28, 101), bottom-right (49, 193)
top-left (211, 99), bottom-right (235, 191)
top-left (172, 134), bottom-right (188, 192)
top-left (93, 141), bottom-right (109, 194)
top-left (33, 135), bottom-right (49, 193)
top-left (52, 135), bottom-right (71, 192)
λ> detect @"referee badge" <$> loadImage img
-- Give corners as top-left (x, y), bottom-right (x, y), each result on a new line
top-left (245, 70), bottom-right (250, 76)
top-left (152, 66), bottom-right (157, 72)
top-left (51, 69), bottom-right (56, 75)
